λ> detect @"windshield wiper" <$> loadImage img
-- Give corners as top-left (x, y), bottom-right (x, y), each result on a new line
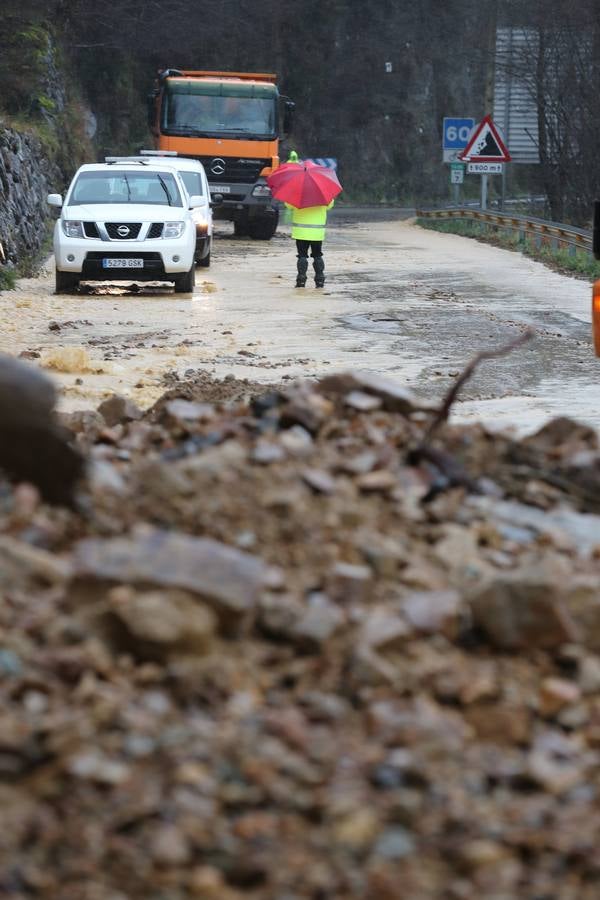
top-left (156, 174), bottom-right (172, 206)
top-left (165, 125), bottom-right (199, 135)
top-left (202, 130), bottom-right (273, 140)
top-left (122, 173), bottom-right (132, 201)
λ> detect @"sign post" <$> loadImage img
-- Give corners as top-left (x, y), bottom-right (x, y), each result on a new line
top-left (459, 115), bottom-right (511, 210)
top-left (443, 119), bottom-right (473, 204)
top-left (481, 175), bottom-right (488, 210)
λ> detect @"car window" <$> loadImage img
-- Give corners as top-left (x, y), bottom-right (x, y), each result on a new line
top-left (68, 170), bottom-right (183, 206)
top-left (180, 171), bottom-right (204, 198)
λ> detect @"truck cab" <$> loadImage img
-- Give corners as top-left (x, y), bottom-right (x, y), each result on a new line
top-left (149, 70), bottom-right (294, 240)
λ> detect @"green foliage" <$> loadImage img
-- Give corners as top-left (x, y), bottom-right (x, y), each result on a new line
top-left (0, 268), bottom-right (17, 291)
top-left (417, 218), bottom-right (600, 281)
top-left (0, 19), bottom-right (51, 117)
top-left (533, 245), bottom-right (600, 280)
top-left (37, 95), bottom-right (57, 113)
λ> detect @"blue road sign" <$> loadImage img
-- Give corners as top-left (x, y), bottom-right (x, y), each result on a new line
top-left (303, 157), bottom-right (337, 170)
top-left (443, 118), bottom-right (475, 150)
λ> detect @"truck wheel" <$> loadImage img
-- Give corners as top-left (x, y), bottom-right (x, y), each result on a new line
top-left (174, 265), bottom-right (195, 294)
top-left (198, 250), bottom-right (211, 268)
top-left (55, 268), bottom-right (80, 294)
top-left (234, 220), bottom-right (249, 237)
top-left (248, 213), bottom-right (279, 240)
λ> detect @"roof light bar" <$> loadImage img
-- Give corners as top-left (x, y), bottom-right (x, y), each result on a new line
top-left (104, 157), bottom-right (150, 165)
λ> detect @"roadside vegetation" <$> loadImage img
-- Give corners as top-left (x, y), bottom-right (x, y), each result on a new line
top-left (0, 268), bottom-right (17, 291)
top-left (417, 217), bottom-right (600, 282)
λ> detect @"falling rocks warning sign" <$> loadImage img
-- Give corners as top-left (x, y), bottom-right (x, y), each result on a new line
top-left (459, 115), bottom-right (511, 163)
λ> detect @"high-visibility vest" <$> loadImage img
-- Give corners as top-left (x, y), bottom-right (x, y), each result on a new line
top-left (286, 201), bottom-right (334, 241)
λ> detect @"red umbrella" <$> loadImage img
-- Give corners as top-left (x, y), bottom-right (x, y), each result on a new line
top-left (267, 162), bottom-right (342, 208)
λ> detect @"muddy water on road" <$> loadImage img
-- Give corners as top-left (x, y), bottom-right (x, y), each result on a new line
top-left (0, 217), bottom-right (595, 433)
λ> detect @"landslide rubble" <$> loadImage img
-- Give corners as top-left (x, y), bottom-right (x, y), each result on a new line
top-left (2, 367), bottom-right (600, 899)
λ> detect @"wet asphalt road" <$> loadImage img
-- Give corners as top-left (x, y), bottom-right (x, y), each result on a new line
top-left (0, 212), bottom-right (595, 433)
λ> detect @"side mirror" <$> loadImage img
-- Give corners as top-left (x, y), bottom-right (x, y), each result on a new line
top-left (188, 195), bottom-right (204, 209)
top-left (210, 193), bottom-right (224, 208)
top-left (594, 200), bottom-right (600, 260)
top-left (283, 100), bottom-right (295, 138)
top-left (47, 194), bottom-right (63, 207)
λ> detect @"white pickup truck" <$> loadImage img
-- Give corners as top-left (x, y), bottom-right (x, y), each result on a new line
top-left (48, 158), bottom-right (203, 294)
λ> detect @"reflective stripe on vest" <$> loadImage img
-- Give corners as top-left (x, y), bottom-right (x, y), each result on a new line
top-left (291, 221), bottom-right (324, 229)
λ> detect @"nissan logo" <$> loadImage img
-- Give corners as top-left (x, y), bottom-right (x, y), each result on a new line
top-left (210, 158), bottom-right (226, 176)
top-left (117, 225), bottom-right (130, 237)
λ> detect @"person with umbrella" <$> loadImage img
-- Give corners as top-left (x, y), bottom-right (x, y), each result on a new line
top-left (267, 161), bottom-right (342, 289)
top-left (286, 198), bottom-right (334, 288)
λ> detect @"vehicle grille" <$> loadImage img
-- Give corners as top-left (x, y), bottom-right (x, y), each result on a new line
top-left (147, 222), bottom-right (164, 239)
top-left (199, 157), bottom-right (269, 185)
top-left (105, 222), bottom-right (142, 240)
top-left (85, 252), bottom-right (162, 262)
top-left (83, 221), bottom-right (99, 238)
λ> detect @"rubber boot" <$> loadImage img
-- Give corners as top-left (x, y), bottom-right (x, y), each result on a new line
top-left (313, 256), bottom-right (325, 288)
top-left (295, 256), bottom-right (308, 288)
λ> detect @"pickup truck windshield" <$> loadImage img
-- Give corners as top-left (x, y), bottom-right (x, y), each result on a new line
top-left (179, 171), bottom-right (205, 197)
top-left (162, 90), bottom-right (277, 140)
top-left (69, 170), bottom-right (183, 206)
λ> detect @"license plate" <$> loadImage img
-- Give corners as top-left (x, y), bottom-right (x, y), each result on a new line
top-left (210, 185), bottom-right (231, 194)
top-left (102, 258), bottom-right (144, 268)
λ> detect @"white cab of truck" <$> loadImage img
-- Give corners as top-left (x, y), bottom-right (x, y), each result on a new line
top-left (137, 151), bottom-right (214, 267)
top-left (47, 159), bottom-right (202, 294)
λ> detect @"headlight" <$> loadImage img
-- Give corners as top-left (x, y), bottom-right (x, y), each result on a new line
top-left (163, 221), bottom-right (185, 238)
top-left (62, 220), bottom-right (84, 238)
top-left (252, 184), bottom-right (272, 198)
top-left (192, 210), bottom-right (209, 227)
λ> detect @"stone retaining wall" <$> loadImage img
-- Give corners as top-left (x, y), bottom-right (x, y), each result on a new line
top-left (0, 125), bottom-right (62, 266)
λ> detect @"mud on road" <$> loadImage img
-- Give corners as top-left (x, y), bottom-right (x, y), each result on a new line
top-left (0, 214), bottom-right (595, 433)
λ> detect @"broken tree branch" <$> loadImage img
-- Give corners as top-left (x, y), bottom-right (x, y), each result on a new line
top-left (407, 328), bottom-right (535, 500)
top-left (420, 328), bottom-right (536, 446)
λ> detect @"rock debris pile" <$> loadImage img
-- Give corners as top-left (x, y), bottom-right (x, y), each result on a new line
top-left (2, 361), bottom-right (600, 899)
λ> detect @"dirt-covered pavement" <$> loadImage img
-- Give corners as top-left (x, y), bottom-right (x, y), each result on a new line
top-left (0, 213), bottom-right (595, 433)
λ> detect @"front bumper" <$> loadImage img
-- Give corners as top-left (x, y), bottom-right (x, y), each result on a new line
top-left (54, 227), bottom-right (195, 276)
top-left (209, 182), bottom-right (278, 220)
top-left (79, 252), bottom-right (184, 282)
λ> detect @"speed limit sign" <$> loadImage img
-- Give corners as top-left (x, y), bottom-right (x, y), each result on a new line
top-left (443, 118), bottom-right (475, 149)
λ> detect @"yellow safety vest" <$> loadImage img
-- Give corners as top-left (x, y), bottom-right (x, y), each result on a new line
top-left (286, 201), bottom-right (334, 241)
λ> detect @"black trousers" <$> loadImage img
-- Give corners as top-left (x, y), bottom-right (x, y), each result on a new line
top-left (296, 239), bottom-right (323, 259)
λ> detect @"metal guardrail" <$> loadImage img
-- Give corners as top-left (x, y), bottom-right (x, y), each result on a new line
top-left (416, 206), bottom-right (593, 256)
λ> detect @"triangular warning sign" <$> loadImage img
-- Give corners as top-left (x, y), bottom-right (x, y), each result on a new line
top-left (459, 115), bottom-right (511, 162)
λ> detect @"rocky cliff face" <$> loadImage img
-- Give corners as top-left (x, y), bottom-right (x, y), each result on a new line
top-left (0, 125), bottom-right (61, 266)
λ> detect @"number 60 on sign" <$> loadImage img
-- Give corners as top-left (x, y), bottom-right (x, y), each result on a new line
top-left (443, 118), bottom-right (474, 150)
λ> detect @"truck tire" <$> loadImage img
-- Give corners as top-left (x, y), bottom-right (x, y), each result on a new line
top-left (173, 265), bottom-right (195, 294)
top-left (234, 220), bottom-right (249, 237)
top-left (198, 250), bottom-right (211, 268)
top-left (248, 213), bottom-right (279, 241)
top-left (55, 268), bottom-right (80, 294)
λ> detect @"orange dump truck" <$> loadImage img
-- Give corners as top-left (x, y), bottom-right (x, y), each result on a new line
top-left (148, 69), bottom-right (294, 240)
